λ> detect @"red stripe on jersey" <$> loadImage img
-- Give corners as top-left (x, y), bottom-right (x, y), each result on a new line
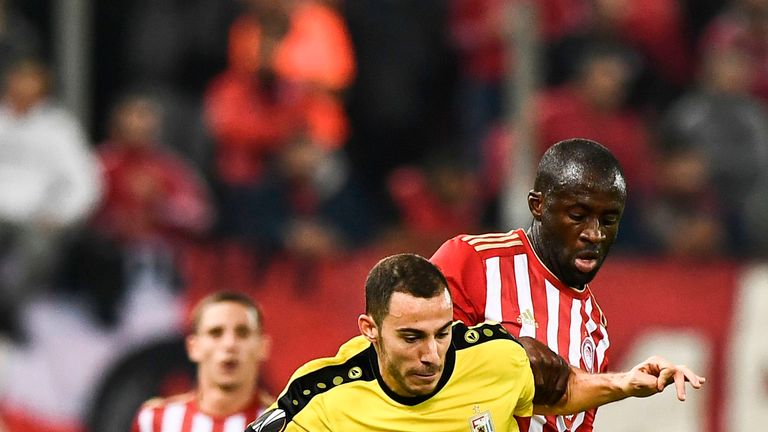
top-left (152, 406), bottom-right (164, 431)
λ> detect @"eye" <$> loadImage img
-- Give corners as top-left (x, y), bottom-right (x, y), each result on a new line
top-left (208, 327), bottom-right (223, 338)
top-left (235, 326), bottom-right (252, 338)
top-left (568, 212), bottom-right (585, 222)
top-left (403, 335), bottom-right (420, 344)
top-left (601, 215), bottom-right (620, 226)
top-left (436, 331), bottom-right (450, 340)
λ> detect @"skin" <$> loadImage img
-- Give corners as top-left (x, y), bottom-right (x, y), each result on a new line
top-left (186, 301), bottom-right (270, 416)
top-left (527, 170), bottom-right (625, 289)
top-left (358, 290), bottom-right (453, 397)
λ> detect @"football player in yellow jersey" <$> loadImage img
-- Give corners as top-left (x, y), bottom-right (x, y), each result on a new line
top-left (247, 254), bottom-right (704, 432)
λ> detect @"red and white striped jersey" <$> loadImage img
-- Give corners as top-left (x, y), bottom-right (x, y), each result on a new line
top-left (131, 392), bottom-right (266, 432)
top-left (431, 228), bottom-right (610, 432)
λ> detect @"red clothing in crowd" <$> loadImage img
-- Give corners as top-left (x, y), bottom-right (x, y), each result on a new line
top-left (535, 87), bottom-right (655, 196)
top-left (206, 1), bottom-right (353, 187)
top-left (131, 392), bottom-right (265, 432)
top-left (431, 228), bottom-right (609, 432)
top-left (93, 143), bottom-right (213, 245)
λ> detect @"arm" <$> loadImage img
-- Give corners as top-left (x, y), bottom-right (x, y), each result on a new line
top-left (533, 356), bottom-right (706, 416)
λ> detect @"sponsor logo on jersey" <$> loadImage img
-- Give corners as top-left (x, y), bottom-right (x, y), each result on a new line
top-left (581, 337), bottom-right (596, 373)
top-left (516, 309), bottom-right (539, 328)
top-left (248, 408), bottom-right (286, 432)
top-left (469, 410), bottom-right (495, 432)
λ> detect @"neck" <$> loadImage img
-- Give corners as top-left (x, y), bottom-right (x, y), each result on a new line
top-left (196, 379), bottom-right (256, 417)
top-left (526, 224), bottom-right (585, 290)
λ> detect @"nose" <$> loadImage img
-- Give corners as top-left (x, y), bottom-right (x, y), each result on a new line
top-left (580, 217), bottom-right (606, 244)
top-left (221, 331), bottom-right (239, 350)
top-left (420, 338), bottom-right (440, 365)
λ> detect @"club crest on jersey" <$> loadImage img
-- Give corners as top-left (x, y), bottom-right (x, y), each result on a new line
top-left (581, 337), bottom-right (596, 373)
top-left (468, 410), bottom-right (495, 432)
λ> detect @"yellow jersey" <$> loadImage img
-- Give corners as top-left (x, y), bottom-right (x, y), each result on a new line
top-left (247, 321), bottom-right (534, 432)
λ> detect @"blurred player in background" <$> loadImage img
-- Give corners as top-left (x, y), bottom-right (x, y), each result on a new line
top-left (132, 291), bottom-right (271, 432)
top-left (431, 138), bottom-right (630, 431)
top-left (247, 253), bottom-right (703, 431)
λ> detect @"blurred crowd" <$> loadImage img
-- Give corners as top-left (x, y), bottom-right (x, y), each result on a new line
top-left (0, 0), bottom-right (767, 430)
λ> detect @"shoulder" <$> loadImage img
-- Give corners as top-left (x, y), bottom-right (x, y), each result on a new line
top-left (433, 230), bottom-right (525, 260)
top-left (137, 392), bottom-right (194, 412)
top-left (431, 229), bottom-right (527, 275)
top-left (451, 321), bottom-right (521, 352)
top-left (261, 336), bottom-right (375, 429)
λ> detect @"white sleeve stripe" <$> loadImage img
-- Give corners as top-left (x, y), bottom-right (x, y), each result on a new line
top-left (484, 256), bottom-right (503, 322)
top-left (138, 408), bottom-right (153, 432)
top-left (568, 300), bottom-right (582, 367)
top-left (514, 254), bottom-right (536, 338)
top-left (545, 281), bottom-right (560, 353)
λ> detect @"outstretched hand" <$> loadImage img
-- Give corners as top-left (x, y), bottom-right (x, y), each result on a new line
top-left (624, 356), bottom-right (706, 401)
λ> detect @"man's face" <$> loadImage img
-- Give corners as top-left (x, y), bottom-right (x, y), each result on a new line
top-left (532, 181), bottom-right (625, 287)
top-left (187, 302), bottom-right (267, 391)
top-left (373, 290), bottom-right (453, 397)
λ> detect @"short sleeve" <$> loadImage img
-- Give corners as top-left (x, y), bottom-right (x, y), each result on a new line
top-left (430, 236), bottom-right (486, 325)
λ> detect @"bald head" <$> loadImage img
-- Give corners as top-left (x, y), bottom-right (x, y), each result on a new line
top-left (534, 138), bottom-right (626, 199)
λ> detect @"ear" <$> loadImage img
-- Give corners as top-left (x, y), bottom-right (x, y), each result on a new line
top-left (358, 314), bottom-right (378, 343)
top-left (256, 334), bottom-right (272, 362)
top-left (186, 334), bottom-right (201, 363)
top-left (528, 190), bottom-right (543, 220)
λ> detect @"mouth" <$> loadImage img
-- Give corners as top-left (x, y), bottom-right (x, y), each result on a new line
top-left (411, 369), bottom-right (440, 383)
top-left (220, 359), bottom-right (240, 373)
top-left (574, 252), bottom-right (600, 273)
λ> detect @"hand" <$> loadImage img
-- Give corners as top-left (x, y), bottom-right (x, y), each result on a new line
top-left (624, 356), bottom-right (706, 401)
top-left (518, 336), bottom-right (570, 405)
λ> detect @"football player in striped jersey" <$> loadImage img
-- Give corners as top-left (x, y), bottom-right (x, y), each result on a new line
top-left (132, 292), bottom-right (272, 432)
top-left (431, 138), bottom-right (639, 431)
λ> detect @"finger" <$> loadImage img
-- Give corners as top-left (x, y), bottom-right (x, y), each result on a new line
top-left (679, 367), bottom-right (705, 389)
top-left (674, 369), bottom-right (687, 401)
top-left (657, 367), bottom-right (676, 392)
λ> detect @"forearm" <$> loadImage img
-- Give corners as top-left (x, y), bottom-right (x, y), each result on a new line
top-left (533, 367), bottom-right (630, 416)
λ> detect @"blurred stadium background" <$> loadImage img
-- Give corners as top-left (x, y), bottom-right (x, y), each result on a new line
top-left (0, 0), bottom-right (766, 431)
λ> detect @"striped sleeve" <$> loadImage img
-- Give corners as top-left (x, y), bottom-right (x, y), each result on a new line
top-left (430, 236), bottom-right (486, 325)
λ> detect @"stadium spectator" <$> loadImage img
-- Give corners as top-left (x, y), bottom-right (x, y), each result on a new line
top-left (701, 0), bottom-right (768, 104)
top-left (641, 146), bottom-right (726, 258)
top-left (245, 137), bottom-right (374, 261)
top-left (0, 58), bottom-right (102, 342)
top-left (659, 44), bottom-right (768, 256)
top-left (67, 94), bottom-right (214, 327)
top-left (248, 253), bottom-right (704, 431)
top-left (92, 94), bottom-right (213, 248)
top-left (204, 0), bottom-right (352, 244)
top-left (132, 291), bottom-right (272, 432)
top-left (431, 138), bottom-right (631, 431)
top-left (546, 0), bottom-right (692, 110)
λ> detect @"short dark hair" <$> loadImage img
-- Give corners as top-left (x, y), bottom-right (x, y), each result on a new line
top-left (534, 138), bottom-right (627, 199)
top-left (365, 254), bottom-right (449, 326)
top-left (189, 291), bottom-right (263, 334)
